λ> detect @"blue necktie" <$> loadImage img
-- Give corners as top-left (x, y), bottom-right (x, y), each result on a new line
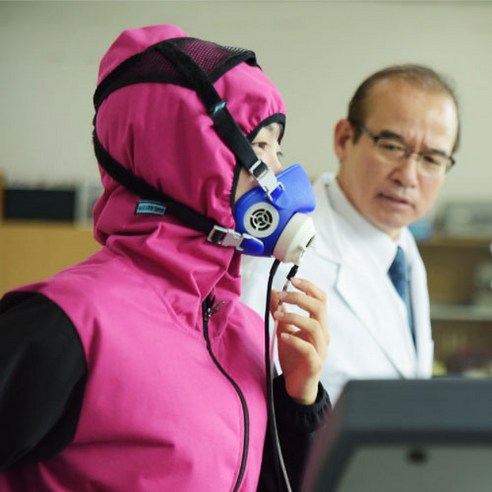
top-left (388, 246), bottom-right (415, 346)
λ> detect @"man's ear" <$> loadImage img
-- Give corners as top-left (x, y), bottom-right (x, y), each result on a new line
top-left (333, 119), bottom-right (353, 162)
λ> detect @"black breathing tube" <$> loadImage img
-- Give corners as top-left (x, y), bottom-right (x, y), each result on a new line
top-left (264, 260), bottom-right (299, 492)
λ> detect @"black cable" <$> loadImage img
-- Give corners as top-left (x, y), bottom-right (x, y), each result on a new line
top-left (265, 260), bottom-right (297, 492)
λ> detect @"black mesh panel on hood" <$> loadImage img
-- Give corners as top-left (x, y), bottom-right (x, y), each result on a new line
top-left (94, 38), bottom-right (257, 111)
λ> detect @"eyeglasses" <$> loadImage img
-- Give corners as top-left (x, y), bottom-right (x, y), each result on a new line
top-left (351, 122), bottom-right (455, 177)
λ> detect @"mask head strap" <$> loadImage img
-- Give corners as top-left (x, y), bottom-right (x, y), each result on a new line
top-left (92, 129), bottom-right (261, 253)
top-left (163, 43), bottom-right (284, 200)
top-left (94, 38), bottom-right (284, 202)
top-left (92, 37), bottom-right (276, 252)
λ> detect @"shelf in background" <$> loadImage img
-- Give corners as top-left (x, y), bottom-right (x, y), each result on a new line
top-left (418, 236), bottom-right (492, 305)
top-left (418, 236), bottom-right (492, 376)
top-left (431, 304), bottom-right (492, 322)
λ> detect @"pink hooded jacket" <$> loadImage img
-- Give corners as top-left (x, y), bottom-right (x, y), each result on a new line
top-left (0, 25), bottom-right (287, 491)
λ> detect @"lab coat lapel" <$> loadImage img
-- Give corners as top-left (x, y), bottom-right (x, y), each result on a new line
top-left (408, 243), bottom-right (434, 376)
top-left (335, 259), bottom-right (417, 377)
top-left (312, 177), bottom-right (417, 377)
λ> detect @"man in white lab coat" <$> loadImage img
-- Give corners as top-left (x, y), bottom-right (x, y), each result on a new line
top-left (241, 64), bottom-right (460, 402)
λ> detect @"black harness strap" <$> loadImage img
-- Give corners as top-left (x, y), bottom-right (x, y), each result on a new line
top-left (92, 37), bottom-right (279, 246)
top-left (92, 130), bottom-right (218, 237)
top-left (154, 42), bottom-right (265, 177)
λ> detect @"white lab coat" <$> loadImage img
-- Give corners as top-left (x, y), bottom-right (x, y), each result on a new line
top-left (240, 173), bottom-right (434, 402)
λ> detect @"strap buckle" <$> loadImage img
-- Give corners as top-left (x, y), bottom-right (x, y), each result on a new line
top-left (208, 226), bottom-right (247, 250)
top-left (249, 160), bottom-right (283, 202)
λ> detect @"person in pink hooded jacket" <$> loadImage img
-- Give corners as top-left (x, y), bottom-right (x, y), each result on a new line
top-left (0, 25), bottom-right (330, 491)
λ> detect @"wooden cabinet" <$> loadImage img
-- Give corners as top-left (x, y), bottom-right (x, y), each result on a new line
top-left (0, 221), bottom-right (99, 295)
top-left (418, 237), bottom-right (492, 376)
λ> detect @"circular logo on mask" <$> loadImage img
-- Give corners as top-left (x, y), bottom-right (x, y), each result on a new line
top-left (243, 202), bottom-right (280, 238)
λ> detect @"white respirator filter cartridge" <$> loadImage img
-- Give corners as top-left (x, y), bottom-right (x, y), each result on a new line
top-left (273, 213), bottom-right (316, 264)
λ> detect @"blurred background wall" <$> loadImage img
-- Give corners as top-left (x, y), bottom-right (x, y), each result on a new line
top-left (1, 0), bottom-right (491, 207)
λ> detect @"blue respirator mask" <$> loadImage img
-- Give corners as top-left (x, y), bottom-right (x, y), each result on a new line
top-left (234, 164), bottom-right (316, 265)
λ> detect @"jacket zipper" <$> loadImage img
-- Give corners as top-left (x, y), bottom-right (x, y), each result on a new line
top-left (202, 297), bottom-right (249, 491)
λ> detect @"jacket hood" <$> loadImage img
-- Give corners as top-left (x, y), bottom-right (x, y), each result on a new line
top-left (91, 25), bottom-right (286, 318)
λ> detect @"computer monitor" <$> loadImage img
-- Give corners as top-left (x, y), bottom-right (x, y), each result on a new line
top-left (302, 378), bottom-right (492, 492)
